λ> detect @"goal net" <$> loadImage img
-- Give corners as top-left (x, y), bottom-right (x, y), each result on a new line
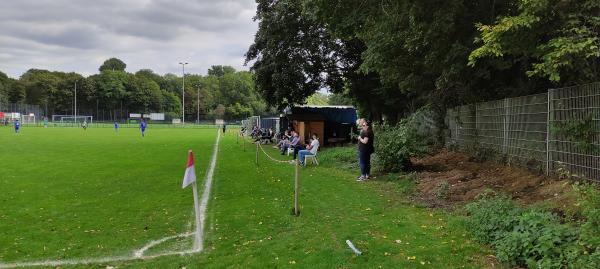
top-left (52, 115), bottom-right (93, 125)
top-left (21, 114), bottom-right (36, 124)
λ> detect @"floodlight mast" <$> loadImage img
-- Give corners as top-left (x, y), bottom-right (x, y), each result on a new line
top-left (196, 84), bottom-right (201, 124)
top-left (74, 80), bottom-right (77, 123)
top-left (179, 62), bottom-right (188, 124)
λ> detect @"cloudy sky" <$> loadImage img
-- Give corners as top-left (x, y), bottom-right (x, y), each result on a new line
top-left (0, 0), bottom-right (258, 78)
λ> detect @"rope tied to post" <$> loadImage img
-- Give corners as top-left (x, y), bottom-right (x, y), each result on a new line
top-left (256, 142), bottom-right (293, 164)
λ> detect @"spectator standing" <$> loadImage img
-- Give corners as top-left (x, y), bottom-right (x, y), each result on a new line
top-left (357, 120), bottom-right (375, 181)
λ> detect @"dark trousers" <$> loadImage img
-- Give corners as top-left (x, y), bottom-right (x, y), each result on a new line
top-left (293, 144), bottom-right (305, 160)
top-left (359, 150), bottom-right (372, 176)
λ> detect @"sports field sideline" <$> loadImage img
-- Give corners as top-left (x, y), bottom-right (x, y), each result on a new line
top-left (1, 127), bottom-right (493, 268)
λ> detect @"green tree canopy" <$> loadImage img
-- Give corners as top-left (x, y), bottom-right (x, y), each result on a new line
top-left (99, 58), bottom-right (127, 72)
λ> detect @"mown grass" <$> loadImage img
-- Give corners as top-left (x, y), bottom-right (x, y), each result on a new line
top-left (1, 129), bottom-right (494, 268)
top-left (102, 138), bottom-right (494, 268)
top-left (0, 127), bottom-right (216, 263)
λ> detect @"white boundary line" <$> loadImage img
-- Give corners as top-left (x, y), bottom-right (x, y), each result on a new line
top-left (0, 130), bottom-right (222, 269)
top-left (195, 129), bottom-right (221, 251)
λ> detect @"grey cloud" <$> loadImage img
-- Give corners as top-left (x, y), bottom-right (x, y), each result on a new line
top-left (0, 0), bottom-right (258, 78)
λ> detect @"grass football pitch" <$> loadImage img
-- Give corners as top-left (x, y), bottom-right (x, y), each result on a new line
top-left (1, 126), bottom-right (493, 268)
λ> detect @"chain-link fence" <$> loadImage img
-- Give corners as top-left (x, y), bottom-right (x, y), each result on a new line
top-left (446, 82), bottom-right (600, 181)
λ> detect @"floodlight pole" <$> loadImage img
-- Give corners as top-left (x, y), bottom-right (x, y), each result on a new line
top-left (179, 62), bottom-right (188, 124)
top-left (196, 84), bottom-right (201, 124)
top-left (74, 80), bottom-right (77, 123)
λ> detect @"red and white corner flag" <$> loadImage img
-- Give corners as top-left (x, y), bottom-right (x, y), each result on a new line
top-left (182, 150), bottom-right (196, 189)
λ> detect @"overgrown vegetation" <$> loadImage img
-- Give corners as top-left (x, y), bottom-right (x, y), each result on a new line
top-left (552, 114), bottom-right (599, 153)
top-left (373, 117), bottom-right (429, 172)
top-left (465, 183), bottom-right (600, 268)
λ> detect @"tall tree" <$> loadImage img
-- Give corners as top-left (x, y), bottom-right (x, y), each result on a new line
top-left (245, 0), bottom-right (343, 110)
top-left (99, 58), bottom-right (127, 72)
top-left (469, 0), bottom-right (600, 84)
top-left (208, 65), bottom-right (236, 77)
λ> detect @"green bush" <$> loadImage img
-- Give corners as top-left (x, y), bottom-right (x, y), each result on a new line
top-left (436, 180), bottom-right (450, 200)
top-left (465, 192), bottom-right (522, 244)
top-left (572, 182), bottom-right (600, 267)
top-left (373, 118), bottom-right (428, 172)
top-left (465, 186), bottom-right (600, 269)
top-left (495, 210), bottom-right (579, 268)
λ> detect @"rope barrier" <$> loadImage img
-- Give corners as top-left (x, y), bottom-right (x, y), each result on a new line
top-left (256, 142), bottom-right (291, 164)
top-left (254, 141), bottom-right (301, 216)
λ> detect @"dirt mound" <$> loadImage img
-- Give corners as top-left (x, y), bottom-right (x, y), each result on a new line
top-left (411, 149), bottom-right (573, 208)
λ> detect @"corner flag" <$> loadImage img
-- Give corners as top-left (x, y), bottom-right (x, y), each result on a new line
top-left (182, 150), bottom-right (196, 188)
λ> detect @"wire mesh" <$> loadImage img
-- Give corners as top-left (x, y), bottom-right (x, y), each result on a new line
top-left (446, 82), bottom-right (600, 182)
top-left (549, 83), bottom-right (600, 181)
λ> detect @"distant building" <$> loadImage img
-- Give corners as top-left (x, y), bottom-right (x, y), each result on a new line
top-left (281, 105), bottom-right (357, 145)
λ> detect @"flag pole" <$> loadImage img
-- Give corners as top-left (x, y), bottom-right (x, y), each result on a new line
top-left (191, 180), bottom-right (202, 251)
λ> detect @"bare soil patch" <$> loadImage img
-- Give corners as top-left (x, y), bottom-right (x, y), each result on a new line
top-left (411, 149), bottom-right (574, 208)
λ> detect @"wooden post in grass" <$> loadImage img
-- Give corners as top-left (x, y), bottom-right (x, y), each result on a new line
top-left (294, 159), bottom-right (300, 216)
top-left (255, 142), bottom-right (259, 166)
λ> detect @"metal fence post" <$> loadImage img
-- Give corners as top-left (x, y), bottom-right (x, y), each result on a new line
top-left (546, 89), bottom-right (553, 176)
top-left (503, 98), bottom-right (509, 154)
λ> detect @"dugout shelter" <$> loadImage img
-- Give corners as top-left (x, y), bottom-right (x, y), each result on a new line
top-left (281, 105), bottom-right (357, 145)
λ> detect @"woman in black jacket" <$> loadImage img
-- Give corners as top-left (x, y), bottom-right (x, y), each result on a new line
top-left (357, 120), bottom-right (374, 181)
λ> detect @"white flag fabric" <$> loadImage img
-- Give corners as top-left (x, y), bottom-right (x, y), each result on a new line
top-left (182, 150), bottom-right (196, 189)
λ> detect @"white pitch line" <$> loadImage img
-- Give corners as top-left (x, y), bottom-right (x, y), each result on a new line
top-left (195, 129), bottom-right (221, 251)
top-left (0, 130), bottom-right (222, 269)
top-left (133, 232), bottom-right (194, 258)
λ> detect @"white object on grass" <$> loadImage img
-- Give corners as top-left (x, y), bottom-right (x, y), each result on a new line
top-left (346, 240), bottom-right (362, 256)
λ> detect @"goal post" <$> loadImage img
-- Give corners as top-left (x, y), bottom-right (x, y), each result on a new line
top-left (21, 114), bottom-right (36, 125)
top-left (52, 115), bottom-right (93, 125)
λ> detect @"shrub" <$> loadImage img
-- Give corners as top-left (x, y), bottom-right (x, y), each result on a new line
top-left (436, 180), bottom-right (450, 200)
top-left (495, 210), bottom-right (579, 268)
top-left (465, 192), bottom-right (522, 244)
top-left (373, 117), bottom-right (428, 172)
top-left (572, 182), bottom-right (600, 267)
top-left (465, 186), bottom-right (600, 269)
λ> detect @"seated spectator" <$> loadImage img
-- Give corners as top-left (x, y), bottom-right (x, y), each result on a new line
top-left (260, 128), bottom-right (275, 144)
top-left (291, 134), bottom-right (310, 160)
top-left (281, 131), bottom-right (299, 155)
top-left (274, 130), bottom-right (291, 149)
top-left (251, 125), bottom-right (259, 138)
top-left (298, 134), bottom-right (320, 165)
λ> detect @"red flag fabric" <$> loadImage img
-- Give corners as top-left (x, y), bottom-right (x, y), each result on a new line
top-left (182, 150), bottom-right (196, 189)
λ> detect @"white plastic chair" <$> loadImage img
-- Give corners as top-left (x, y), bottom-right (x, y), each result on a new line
top-left (287, 147), bottom-right (294, 156)
top-left (303, 151), bottom-right (319, 166)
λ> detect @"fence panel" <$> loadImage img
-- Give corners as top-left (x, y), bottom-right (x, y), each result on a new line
top-left (549, 83), bottom-right (600, 181)
top-left (446, 82), bottom-right (600, 182)
top-left (475, 99), bottom-right (504, 154)
top-left (505, 93), bottom-right (548, 171)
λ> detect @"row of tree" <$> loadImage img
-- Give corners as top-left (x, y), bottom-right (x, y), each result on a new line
top-left (0, 58), bottom-right (269, 121)
top-left (245, 0), bottom-right (600, 140)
